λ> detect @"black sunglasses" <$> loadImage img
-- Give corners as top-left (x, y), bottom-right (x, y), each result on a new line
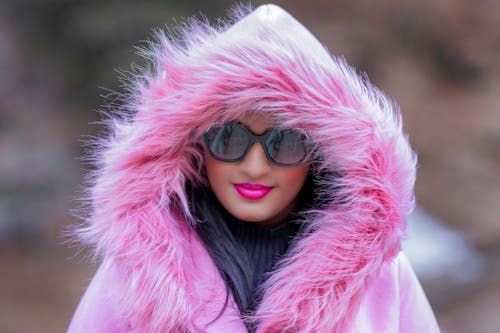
top-left (203, 121), bottom-right (314, 167)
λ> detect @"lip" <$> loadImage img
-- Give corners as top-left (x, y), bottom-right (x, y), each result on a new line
top-left (233, 183), bottom-right (273, 200)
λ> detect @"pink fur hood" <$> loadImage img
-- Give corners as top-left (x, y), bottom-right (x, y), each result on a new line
top-left (69, 4), bottom-right (439, 333)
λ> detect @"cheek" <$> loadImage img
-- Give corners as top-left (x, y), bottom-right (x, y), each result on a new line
top-left (204, 152), bottom-right (233, 193)
top-left (278, 165), bottom-right (309, 190)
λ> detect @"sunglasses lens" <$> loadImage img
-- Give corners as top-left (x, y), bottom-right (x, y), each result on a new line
top-left (265, 128), bottom-right (310, 165)
top-left (204, 122), bottom-right (249, 161)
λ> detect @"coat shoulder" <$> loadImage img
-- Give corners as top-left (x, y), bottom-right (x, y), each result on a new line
top-left (67, 262), bottom-right (128, 333)
top-left (352, 252), bottom-right (441, 333)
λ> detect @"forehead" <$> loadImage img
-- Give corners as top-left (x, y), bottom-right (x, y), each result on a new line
top-left (238, 112), bottom-right (278, 135)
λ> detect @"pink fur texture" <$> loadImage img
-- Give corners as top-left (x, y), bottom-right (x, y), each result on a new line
top-left (74, 4), bottom-right (417, 332)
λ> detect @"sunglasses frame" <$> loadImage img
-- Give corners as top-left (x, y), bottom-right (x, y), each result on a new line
top-left (203, 121), bottom-right (314, 167)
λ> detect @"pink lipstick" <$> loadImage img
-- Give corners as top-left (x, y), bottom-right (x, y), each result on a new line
top-left (233, 183), bottom-right (273, 200)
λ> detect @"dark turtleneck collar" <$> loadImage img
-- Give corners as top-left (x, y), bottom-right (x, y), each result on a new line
top-left (225, 214), bottom-right (303, 308)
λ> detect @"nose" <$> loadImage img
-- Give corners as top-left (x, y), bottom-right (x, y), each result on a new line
top-left (239, 142), bottom-right (272, 178)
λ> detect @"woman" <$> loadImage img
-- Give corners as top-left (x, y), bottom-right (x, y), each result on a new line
top-left (68, 4), bottom-right (440, 332)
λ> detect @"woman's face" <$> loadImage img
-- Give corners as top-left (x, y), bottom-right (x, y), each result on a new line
top-left (204, 113), bottom-right (310, 227)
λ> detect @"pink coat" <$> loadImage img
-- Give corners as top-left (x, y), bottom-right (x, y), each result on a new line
top-left (69, 4), bottom-right (440, 332)
top-left (69, 252), bottom-right (438, 332)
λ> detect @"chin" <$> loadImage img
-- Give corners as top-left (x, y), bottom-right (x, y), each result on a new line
top-left (235, 213), bottom-right (268, 223)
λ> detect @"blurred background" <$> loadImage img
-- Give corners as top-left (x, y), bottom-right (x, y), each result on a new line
top-left (0, 0), bottom-right (499, 332)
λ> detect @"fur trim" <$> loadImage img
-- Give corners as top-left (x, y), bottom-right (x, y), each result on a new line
top-left (75, 4), bottom-right (416, 332)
